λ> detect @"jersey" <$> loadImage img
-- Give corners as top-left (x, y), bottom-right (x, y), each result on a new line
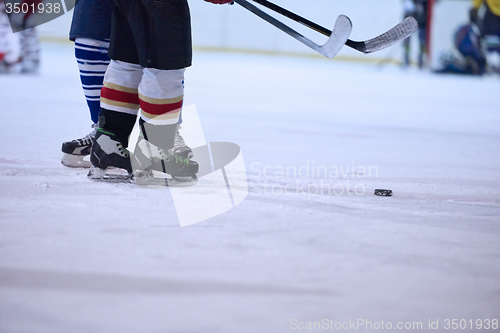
top-left (473, 0), bottom-right (500, 17)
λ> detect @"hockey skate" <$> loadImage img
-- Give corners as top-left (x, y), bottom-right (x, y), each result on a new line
top-left (61, 124), bottom-right (97, 168)
top-left (132, 135), bottom-right (198, 187)
top-left (87, 128), bottom-right (133, 182)
top-left (62, 124), bottom-right (190, 168)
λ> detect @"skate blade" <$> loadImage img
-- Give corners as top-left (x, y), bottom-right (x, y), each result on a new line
top-left (61, 153), bottom-right (92, 168)
top-left (134, 170), bottom-right (197, 187)
top-left (88, 166), bottom-right (132, 183)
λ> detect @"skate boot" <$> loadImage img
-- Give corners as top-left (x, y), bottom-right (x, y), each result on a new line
top-left (132, 136), bottom-right (198, 187)
top-left (170, 125), bottom-right (193, 158)
top-left (88, 128), bottom-right (133, 182)
top-left (61, 124), bottom-right (97, 168)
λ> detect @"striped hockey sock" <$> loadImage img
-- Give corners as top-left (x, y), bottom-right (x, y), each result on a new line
top-left (75, 38), bottom-right (110, 124)
top-left (138, 68), bottom-right (185, 151)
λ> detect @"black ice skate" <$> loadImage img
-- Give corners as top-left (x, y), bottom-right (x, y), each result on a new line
top-left (61, 124), bottom-right (96, 168)
top-left (132, 136), bottom-right (198, 187)
top-left (88, 128), bottom-right (133, 182)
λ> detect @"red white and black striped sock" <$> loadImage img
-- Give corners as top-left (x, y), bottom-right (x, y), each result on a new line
top-left (138, 68), bottom-right (185, 127)
top-left (99, 61), bottom-right (186, 149)
top-left (100, 60), bottom-right (143, 116)
top-left (137, 68), bottom-right (186, 151)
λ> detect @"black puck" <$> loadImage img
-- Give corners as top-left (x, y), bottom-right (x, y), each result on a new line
top-left (374, 189), bottom-right (392, 197)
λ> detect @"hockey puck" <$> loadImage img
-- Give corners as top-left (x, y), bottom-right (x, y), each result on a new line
top-left (374, 189), bottom-right (392, 197)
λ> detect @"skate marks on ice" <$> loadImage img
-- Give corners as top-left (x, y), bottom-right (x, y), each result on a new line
top-left (0, 159), bottom-right (180, 227)
top-left (244, 168), bottom-right (500, 227)
top-left (0, 267), bottom-right (336, 297)
top-left (0, 157), bottom-right (46, 166)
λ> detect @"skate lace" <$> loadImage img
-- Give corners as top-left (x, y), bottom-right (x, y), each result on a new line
top-left (137, 134), bottom-right (189, 166)
top-left (160, 149), bottom-right (190, 167)
top-left (173, 126), bottom-right (187, 149)
top-left (76, 124), bottom-right (98, 146)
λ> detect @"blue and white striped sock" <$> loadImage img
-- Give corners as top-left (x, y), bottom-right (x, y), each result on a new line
top-left (75, 38), bottom-right (110, 124)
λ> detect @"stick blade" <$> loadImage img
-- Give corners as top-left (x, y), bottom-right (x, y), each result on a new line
top-left (363, 16), bottom-right (418, 54)
top-left (320, 15), bottom-right (352, 58)
top-left (235, 0), bottom-right (351, 59)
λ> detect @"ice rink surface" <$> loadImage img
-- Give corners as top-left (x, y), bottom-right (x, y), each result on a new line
top-left (0, 43), bottom-right (499, 332)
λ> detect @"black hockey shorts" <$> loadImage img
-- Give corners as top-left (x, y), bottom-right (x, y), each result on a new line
top-left (108, 0), bottom-right (192, 70)
top-left (69, 0), bottom-right (112, 42)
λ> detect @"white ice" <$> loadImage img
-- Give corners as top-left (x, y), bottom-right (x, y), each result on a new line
top-left (0, 42), bottom-right (499, 333)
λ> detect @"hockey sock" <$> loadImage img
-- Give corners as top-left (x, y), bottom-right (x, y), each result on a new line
top-left (20, 28), bottom-right (40, 73)
top-left (99, 108), bottom-right (137, 148)
top-left (138, 68), bottom-right (185, 151)
top-left (139, 118), bottom-right (177, 152)
top-left (99, 60), bottom-right (144, 146)
top-left (100, 60), bottom-right (142, 114)
top-left (75, 38), bottom-right (111, 124)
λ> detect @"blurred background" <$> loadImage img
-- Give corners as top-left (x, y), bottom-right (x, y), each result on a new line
top-left (2, 0), bottom-right (488, 73)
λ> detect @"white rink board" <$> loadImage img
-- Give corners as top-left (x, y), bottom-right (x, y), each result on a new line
top-left (37, 0), bottom-right (468, 62)
top-left (429, 0), bottom-right (471, 69)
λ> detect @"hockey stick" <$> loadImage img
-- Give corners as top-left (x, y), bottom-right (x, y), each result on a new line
top-left (233, 0), bottom-right (352, 58)
top-left (249, 0), bottom-right (418, 54)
